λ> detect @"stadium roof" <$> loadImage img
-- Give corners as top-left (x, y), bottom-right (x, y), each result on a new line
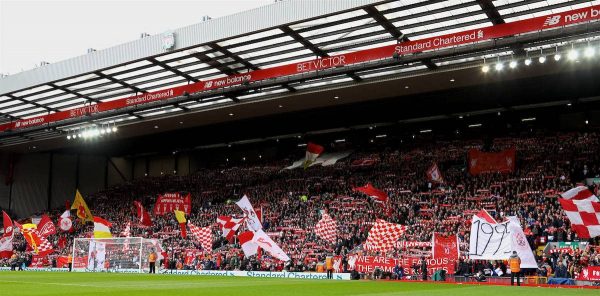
top-left (1, 0), bottom-right (600, 149)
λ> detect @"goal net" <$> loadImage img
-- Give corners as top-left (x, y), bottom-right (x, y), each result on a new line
top-left (72, 237), bottom-right (163, 273)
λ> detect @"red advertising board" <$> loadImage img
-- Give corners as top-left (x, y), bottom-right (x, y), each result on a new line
top-left (2, 5), bottom-right (600, 133)
top-left (57, 255), bottom-right (88, 268)
top-left (28, 255), bottom-right (48, 267)
top-left (468, 148), bottom-right (516, 175)
top-left (336, 255), bottom-right (455, 276)
top-left (578, 266), bottom-right (600, 281)
top-left (153, 193), bottom-right (192, 215)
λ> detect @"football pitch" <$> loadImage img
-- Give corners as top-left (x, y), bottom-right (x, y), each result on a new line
top-left (0, 272), bottom-right (598, 296)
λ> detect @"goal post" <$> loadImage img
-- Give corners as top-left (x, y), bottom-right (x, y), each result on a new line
top-left (72, 237), bottom-right (163, 273)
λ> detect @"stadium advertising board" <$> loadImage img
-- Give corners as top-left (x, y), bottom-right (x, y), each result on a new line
top-left (2, 5), bottom-right (600, 133)
top-left (577, 266), bottom-right (600, 281)
top-left (160, 269), bottom-right (351, 280)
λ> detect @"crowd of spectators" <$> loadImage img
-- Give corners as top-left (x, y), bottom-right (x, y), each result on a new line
top-left (2, 131), bottom-right (600, 281)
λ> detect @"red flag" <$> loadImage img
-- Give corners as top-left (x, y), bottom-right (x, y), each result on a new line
top-left (188, 222), bottom-right (212, 252)
top-left (216, 216), bottom-right (244, 242)
top-left (432, 233), bottom-right (459, 259)
top-left (0, 211), bottom-right (14, 258)
top-left (133, 201), bottom-right (153, 227)
top-left (475, 209), bottom-right (497, 223)
top-left (304, 142), bottom-right (324, 168)
top-left (37, 214), bottom-right (56, 237)
top-left (354, 183), bottom-right (389, 204)
top-left (19, 224), bottom-right (53, 256)
top-left (58, 210), bottom-right (72, 232)
top-left (426, 163), bottom-right (444, 183)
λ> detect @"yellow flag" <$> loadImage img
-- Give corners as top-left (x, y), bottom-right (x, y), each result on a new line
top-left (71, 190), bottom-right (93, 222)
top-left (174, 210), bottom-right (186, 223)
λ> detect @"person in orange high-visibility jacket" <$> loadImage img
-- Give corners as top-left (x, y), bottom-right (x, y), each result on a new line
top-left (148, 249), bottom-right (157, 274)
top-left (325, 255), bottom-right (334, 279)
top-left (67, 254), bottom-right (73, 272)
top-left (508, 251), bottom-right (521, 286)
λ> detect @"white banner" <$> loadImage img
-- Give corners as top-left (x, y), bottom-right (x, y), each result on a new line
top-left (468, 215), bottom-right (512, 260)
top-left (469, 215), bottom-right (538, 268)
top-left (236, 195), bottom-right (262, 232)
top-left (285, 151), bottom-right (351, 169)
top-left (87, 241), bottom-right (107, 271)
top-left (508, 216), bottom-right (537, 268)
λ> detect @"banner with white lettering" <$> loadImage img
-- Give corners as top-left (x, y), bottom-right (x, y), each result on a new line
top-left (153, 193), bottom-right (192, 215)
top-left (577, 266), bottom-right (600, 281)
top-left (341, 255), bottom-right (455, 275)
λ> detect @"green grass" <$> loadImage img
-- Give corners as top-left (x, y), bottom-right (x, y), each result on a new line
top-left (0, 272), bottom-right (597, 296)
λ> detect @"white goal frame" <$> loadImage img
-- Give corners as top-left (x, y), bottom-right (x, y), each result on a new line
top-left (72, 237), bottom-right (162, 273)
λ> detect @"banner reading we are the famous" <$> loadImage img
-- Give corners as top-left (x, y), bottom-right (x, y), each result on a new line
top-left (153, 193), bottom-right (192, 215)
top-left (338, 255), bottom-right (455, 275)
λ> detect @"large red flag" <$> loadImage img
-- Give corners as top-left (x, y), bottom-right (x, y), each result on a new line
top-left (354, 183), bottom-right (389, 204)
top-left (304, 142), bottom-right (324, 168)
top-left (19, 224), bottom-right (53, 256)
top-left (0, 211), bottom-right (14, 258)
top-left (133, 201), bottom-right (153, 227)
top-left (37, 214), bottom-right (56, 237)
top-left (432, 233), bottom-right (459, 259)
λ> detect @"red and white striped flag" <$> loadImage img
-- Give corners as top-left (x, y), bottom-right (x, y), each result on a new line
top-left (304, 142), bottom-right (324, 168)
top-left (364, 219), bottom-right (406, 252)
top-left (315, 212), bottom-right (337, 243)
top-left (216, 216), bottom-right (244, 242)
top-left (188, 222), bottom-right (213, 252)
top-left (238, 229), bottom-right (290, 261)
top-left (560, 186), bottom-right (599, 202)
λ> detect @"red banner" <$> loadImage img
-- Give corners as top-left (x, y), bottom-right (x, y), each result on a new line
top-left (153, 193), bottom-right (191, 215)
top-left (56, 255), bottom-right (88, 268)
top-left (432, 233), bottom-right (459, 259)
top-left (28, 255), bottom-right (49, 267)
top-left (468, 148), bottom-right (516, 175)
top-left (396, 241), bottom-right (432, 248)
top-left (340, 255), bottom-right (455, 275)
top-left (577, 266), bottom-right (600, 281)
top-left (2, 5), bottom-right (600, 133)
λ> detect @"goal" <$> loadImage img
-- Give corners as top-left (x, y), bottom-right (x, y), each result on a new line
top-left (72, 237), bottom-right (163, 273)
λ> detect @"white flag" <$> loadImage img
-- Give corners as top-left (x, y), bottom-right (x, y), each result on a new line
top-left (236, 195), bottom-right (262, 232)
top-left (508, 216), bottom-right (537, 268)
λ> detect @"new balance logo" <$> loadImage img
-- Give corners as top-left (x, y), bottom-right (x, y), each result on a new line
top-left (543, 15), bottom-right (561, 27)
top-left (204, 81), bottom-right (213, 88)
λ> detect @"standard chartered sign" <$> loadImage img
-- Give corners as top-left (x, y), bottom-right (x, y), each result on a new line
top-left (0, 267), bottom-right (350, 280)
top-left (162, 269), bottom-right (351, 280)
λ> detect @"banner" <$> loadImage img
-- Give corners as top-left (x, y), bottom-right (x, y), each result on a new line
top-left (432, 233), bottom-right (459, 259)
top-left (468, 148), bottom-right (515, 175)
top-left (396, 241), bottom-right (431, 248)
top-left (0, 211), bottom-right (14, 258)
top-left (153, 193), bottom-right (191, 215)
top-left (577, 266), bottom-right (600, 281)
top-left (508, 216), bottom-right (537, 268)
top-left (343, 255), bottom-right (455, 276)
top-left (469, 214), bottom-right (512, 260)
top-left (2, 5), bottom-right (600, 133)
top-left (29, 255), bottom-right (49, 268)
top-left (87, 240), bottom-right (106, 271)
